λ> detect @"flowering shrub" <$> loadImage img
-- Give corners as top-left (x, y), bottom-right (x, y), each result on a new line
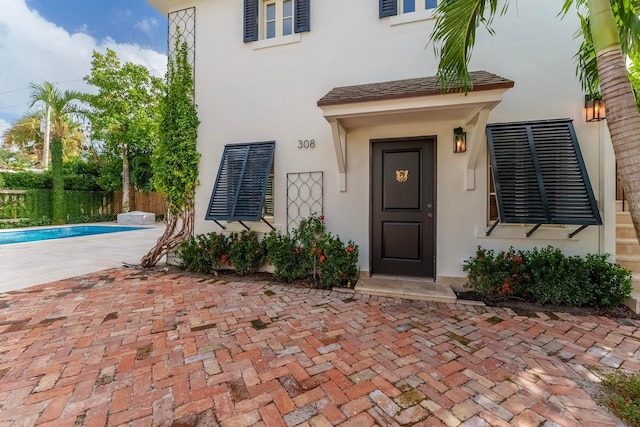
top-left (177, 214), bottom-right (359, 289)
top-left (463, 246), bottom-right (631, 307)
top-left (263, 231), bottom-right (308, 282)
top-left (228, 230), bottom-right (265, 275)
top-left (463, 246), bottom-right (529, 300)
top-left (315, 233), bottom-right (359, 289)
top-left (177, 232), bottom-right (229, 274)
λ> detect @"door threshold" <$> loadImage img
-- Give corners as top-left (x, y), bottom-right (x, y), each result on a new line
top-left (356, 275), bottom-right (456, 303)
top-left (369, 274), bottom-right (435, 283)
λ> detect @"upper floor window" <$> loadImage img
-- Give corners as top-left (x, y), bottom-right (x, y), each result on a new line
top-left (244, 0), bottom-right (310, 43)
top-left (400, 0), bottom-right (437, 13)
top-left (379, 0), bottom-right (439, 18)
top-left (265, 0), bottom-right (293, 39)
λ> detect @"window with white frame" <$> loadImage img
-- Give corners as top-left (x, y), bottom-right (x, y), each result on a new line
top-left (379, 0), bottom-right (438, 18)
top-left (399, 0), bottom-right (438, 13)
top-left (244, 0), bottom-right (310, 43)
top-left (264, 0), bottom-right (293, 39)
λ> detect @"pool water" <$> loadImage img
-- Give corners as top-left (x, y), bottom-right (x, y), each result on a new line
top-left (0, 225), bottom-right (147, 245)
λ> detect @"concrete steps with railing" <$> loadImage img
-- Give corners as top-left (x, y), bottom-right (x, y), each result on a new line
top-left (615, 201), bottom-right (640, 313)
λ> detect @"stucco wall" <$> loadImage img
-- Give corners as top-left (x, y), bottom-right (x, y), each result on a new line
top-left (161, 0), bottom-right (616, 278)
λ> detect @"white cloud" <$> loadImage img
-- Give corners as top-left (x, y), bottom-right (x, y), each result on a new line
top-left (0, 118), bottom-right (10, 136)
top-left (0, 0), bottom-right (167, 129)
top-left (135, 17), bottom-right (160, 37)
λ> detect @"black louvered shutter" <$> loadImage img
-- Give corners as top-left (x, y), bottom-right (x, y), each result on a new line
top-left (244, 0), bottom-right (259, 43)
top-left (379, 0), bottom-right (398, 18)
top-left (206, 142), bottom-right (276, 221)
top-left (486, 120), bottom-right (601, 226)
top-left (294, 0), bottom-right (310, 33)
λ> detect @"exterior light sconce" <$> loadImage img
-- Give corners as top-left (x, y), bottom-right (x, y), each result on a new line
top-left (585, 95), bottom-right (605, 122)
top-left (454, 127), bottom-right (466, 153)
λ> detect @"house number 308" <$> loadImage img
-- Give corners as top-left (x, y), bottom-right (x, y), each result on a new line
top-left (298, 139), bottom-right (315, 149)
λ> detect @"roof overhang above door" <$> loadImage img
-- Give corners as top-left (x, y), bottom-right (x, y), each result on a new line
top-left (317, 71), bottom-right (514, 191)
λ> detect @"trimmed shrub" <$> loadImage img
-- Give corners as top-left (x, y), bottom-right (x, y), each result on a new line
top-left (316, 234), bottom-right (359, 289)
top-left (263, 231), bottom-right (308, 282)
top-left (463, 245), bottom-right (632, 308)
top-left (176, 214), bottom-right (360, 289)
top-left (177, 232), bottom-right (230, 274)
top-left (228, 231), bottom-right (265, 275)
top-left (584, 253), bottom-right (633, 307)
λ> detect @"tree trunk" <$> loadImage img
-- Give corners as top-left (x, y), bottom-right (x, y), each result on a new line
top-left (42, 105), bottom-right (51, 170)
top-left (589, 0), bottom-right (640, 243)
top-left (121, 143), bottom-right (130, 213)
top-left (141, 205), bottom-right (194, 267)
top-left (51, 137), bottom-right (65, 224)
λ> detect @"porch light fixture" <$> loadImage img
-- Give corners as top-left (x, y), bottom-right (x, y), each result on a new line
top-left (585, 95), bottom-right (605, 122)
top-left (454, 127), bottom-right (466, 153)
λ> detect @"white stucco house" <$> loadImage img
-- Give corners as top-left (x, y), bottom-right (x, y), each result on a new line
top-left (146, 0), bottom-right (618, 292)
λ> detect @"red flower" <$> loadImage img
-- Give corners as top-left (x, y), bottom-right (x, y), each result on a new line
top-left (513, 255), bottom-right (522, 264)
top-left (345, 246), bottom-right (354, 253)
top-left (500, 282), bottom-right (511, 295)
top-left (319, 255), bottom-right (327, 263)
top-left (320, 215), bottom-right (325, 221)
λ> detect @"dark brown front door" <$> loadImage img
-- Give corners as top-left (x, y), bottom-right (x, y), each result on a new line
top-left (371, 138), bottom-right (436, 277)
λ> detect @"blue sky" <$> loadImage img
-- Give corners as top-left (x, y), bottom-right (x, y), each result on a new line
top-left (27, 0), bottom-right (167, 52)
top-left (0, 0), bottom-right (168, 135)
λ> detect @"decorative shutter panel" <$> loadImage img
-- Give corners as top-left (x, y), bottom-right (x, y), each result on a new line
top-left (206, 142), bottom-right (276, 221)
top-left (379, 0), bottom-right (397, 18)
top-left (486, 120), bottom-right (601, 226)
top-left (243, 0), bottom-right (259, 43)
top-left (294, 0), bottom-right (310, 33)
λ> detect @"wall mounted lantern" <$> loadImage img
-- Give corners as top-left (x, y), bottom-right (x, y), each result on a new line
top-left (585, 95), bottom-right (605, 122)
top-left (454, 127), bottom-right (466, 153)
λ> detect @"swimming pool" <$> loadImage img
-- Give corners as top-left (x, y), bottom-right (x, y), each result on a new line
top-left (0, 225), bottom-right (147, 245)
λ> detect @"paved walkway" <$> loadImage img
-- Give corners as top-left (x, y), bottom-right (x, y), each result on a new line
top-left (1, 269), bottom-right (639, 426)
top-left (0, 224), bottom-right (165, 293)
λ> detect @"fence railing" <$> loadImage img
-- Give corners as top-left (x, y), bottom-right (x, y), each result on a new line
top-left (113, 191), bottom-right (166, 215)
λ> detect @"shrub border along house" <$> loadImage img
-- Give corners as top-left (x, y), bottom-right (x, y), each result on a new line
top-left (463, 246), bottom-right (632, 308)
top-left (177, 215), bottom-right (359, 289)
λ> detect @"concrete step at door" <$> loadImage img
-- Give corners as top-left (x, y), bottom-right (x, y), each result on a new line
top-left (616, 238), bottom-right (640, 256)
top-left (617, 224), bottom-right (637, 239)
top-left (616, 211), bottom-right (640, 313)
top-left (616, 211), bottom-right (633, 225)
top-left (616, 255), bottom-right (640, 273)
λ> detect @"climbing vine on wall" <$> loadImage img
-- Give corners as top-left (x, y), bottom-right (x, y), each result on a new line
top-left (142, 30), bottom-right (200, 267)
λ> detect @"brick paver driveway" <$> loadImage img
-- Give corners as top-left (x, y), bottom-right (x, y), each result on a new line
top-left (1, 269), bottom-right (639, 426)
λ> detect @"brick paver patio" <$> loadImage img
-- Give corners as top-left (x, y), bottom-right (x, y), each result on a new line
top-left (1, 268), bottom-right (639, 426)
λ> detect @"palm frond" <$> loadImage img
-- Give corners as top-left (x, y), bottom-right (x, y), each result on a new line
top-left (574, 12), bottom-right (601, 97)
top-left (610, 0), bottom-right (640, 56)
top-left (429, 0), bottom-right (503, 92)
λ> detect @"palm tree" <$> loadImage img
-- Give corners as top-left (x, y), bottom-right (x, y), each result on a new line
top-left (29, 82), bottom-right (84, 165)
top-left (1, 113), bottom-right (43, 166)
top-left (430, 0), bottom-right (640, 242)
top-left (29, 81), bottom-right (84, 223)
top-left (2, 113), bottom-right (86, 166)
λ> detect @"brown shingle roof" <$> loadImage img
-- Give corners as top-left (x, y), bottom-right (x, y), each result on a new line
top-left (317, 71), bottom-right (514, 107)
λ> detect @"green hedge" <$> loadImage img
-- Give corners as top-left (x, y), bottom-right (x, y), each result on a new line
top-left (0, 189), bottom-right (112, 221)
top-left (0, 171), bottom-right (51, 189)
top-left (0, 161), bottom-right (102, 191)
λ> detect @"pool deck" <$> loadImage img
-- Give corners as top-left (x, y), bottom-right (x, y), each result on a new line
top-left (0, 223), bottom-right (166, 293)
